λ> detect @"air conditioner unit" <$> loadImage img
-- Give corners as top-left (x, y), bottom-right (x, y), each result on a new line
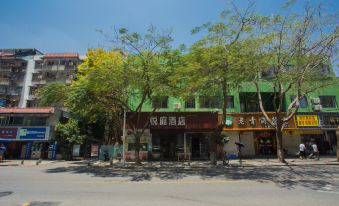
top-left (173, 103), bottom-right (181, 109)
top-left (312, 98), bottom-right (321, 105)
top-left (313, 104), bottom-right (322, 111)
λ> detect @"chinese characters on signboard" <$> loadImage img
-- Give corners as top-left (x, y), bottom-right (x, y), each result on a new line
top-left (0, 128), bottom-right (18, 139)
top-left (232, 116), bottom-right (289, 128)
top-left (296, 115), bottom-right (319, 127)
top-left (328, 117), bottom-right (339, 126)
top-left (150, 116), bottom-right (185, 126)
top-left (91, 144), bottom-right (99, 157)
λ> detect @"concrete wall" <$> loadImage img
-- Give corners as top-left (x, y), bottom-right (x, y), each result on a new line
top-left (19, 58), bottom-right (35, 108)
top-left (221, 131), bottom-right (300, 157)
top-left (222, 131), bottom-right (255, 157)
top-left (240, 132), bottom-right (255, 156)
top-left (283, 134), bottom-right (301, 156)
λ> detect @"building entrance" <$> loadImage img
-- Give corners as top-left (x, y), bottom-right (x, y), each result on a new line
top-left (152, 132), bottom-right (180, 160)
top-left (160, 134), bottom-right (176, 159)
top-left (254, 131), bottom-right (276, 156)
top-left (186, 133), bottom-right (209, 159)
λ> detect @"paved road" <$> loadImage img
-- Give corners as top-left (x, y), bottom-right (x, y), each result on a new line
top-left (1, 162), bottom-right (339, 206)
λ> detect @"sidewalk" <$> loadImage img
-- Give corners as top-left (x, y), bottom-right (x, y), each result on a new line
top-left (90, 157), bottom-right (339, 169)
top-left (1, 157), bottom-right (338, 168)
top-left (0, 159), bottom-right (68, 167)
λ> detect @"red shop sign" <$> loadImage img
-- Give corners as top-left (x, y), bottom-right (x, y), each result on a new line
top-left (0, 128), bottom-right (18, 139)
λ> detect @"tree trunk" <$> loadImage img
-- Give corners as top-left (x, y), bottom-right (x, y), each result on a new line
top-left (210, 135), bottom-right (217, 165)
top-left (275, 129), bottom-right (285, 163)
top-left (336, 126), bottom-right (339, 162)
top-left (209, 79), bottom-right (227, 165)
top-left (68, 144), bottom-right (73, 161)
top-left (134, 132), bottom-right (141, 165)
top-left (275, 112), bottom-right (286, 163)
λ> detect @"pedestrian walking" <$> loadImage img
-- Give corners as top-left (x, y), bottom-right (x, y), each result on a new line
top-left (299, 142), bottom-right (307, 159)
top-left (0, 144), bottom-right (6, 163)
top-left (309, 142), bottom-right (319, 160)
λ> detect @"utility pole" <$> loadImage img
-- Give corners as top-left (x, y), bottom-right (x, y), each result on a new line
top-left (122, 110), bottom-right (126, 165)
top-left (336, 126), bottom-right (339, 162)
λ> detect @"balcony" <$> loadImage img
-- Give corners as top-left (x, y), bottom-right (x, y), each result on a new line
top-left (0, 67), bottom-right (12, 72)
top-left (31, 79), bottom-right (47, 85)
top-left (42, 65), bottom-right (66, 71)
top-left (7, 91), bottom-right (21, 96)
top-left (28, 94), bottom-right (37, 100)
top-left (0, 78), bottom-right (10, 85)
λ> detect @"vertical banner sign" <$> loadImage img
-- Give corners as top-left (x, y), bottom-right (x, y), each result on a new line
top-left (25, 142), bottom-right (32, 159)
top-left (73, 144), bottom-right (80, 157)
top-left (91, 144), bottom-right (99, 157)
top-left (52, 142), bottom-right (57, 160)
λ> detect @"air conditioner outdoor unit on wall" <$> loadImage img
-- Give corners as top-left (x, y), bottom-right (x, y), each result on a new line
top-left (312, 98), bottom-right (321, 105)
top-left (313, 104), bottom-right (322, 111)
top-left (173, 103), bottom-right (181, 109)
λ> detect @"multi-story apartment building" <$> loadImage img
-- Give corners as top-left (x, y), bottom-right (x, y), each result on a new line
top-left (27, 53), bottom-right (81, 107)
top-left (0, 49), bottom-right (82, 160)
top-left (0, 49), bottom-right (42, 108)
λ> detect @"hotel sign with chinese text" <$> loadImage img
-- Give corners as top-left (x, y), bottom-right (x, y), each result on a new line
top-left (127, 112), bottom-right (218, 131)
top-left (150, 116), bottom-right (185, 127)
top-left (296, 115), bottom-right (319, 127)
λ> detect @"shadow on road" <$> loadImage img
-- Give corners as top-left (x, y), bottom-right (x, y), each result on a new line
top-left (44, 162), bottom-right (339, 191)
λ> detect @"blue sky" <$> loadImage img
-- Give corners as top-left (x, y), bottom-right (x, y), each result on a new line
top-left (0, 1), bottom-right (338, 62)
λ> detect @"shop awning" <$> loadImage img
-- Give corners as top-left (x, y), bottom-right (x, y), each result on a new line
top-left (0, 138), bottom-right (16, 142)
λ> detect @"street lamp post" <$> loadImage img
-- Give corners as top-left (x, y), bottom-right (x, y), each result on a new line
top-left (122, 109), bottom-right (126, 165)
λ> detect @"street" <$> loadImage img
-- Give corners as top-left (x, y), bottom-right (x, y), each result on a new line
top-left (1, 161), bottom-right (339, 206)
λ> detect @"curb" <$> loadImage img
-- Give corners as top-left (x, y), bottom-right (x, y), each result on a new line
top-left (84, 162), bottom-right (339, 170)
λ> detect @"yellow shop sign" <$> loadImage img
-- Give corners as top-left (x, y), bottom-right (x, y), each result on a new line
top-left (296, 115), bottom-right (319, 127)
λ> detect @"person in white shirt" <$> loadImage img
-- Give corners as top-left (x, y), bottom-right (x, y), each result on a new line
top-left (299, 143), bottom-right (306, 159)
top-left (309, 143), bottom-right (319, 160)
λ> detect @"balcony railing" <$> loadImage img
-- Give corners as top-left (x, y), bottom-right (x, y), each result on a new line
top-left (0, 78), bottom-right (10, 85)
top-left (7, 91), bottom-right (21, 96)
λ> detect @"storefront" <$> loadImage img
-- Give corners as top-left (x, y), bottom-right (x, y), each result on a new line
top-left (295, 113), bottom-right (329, 155)
top-left (0, 107), bottom-right (57, 159)
top-left (223, 113), bottom-right (296, 157)
top-left (0, 126), bottom-right (56, 159)
top-left (254, 131), bottom-right (276, 155)
top-left (319, 112), bottom-right (339, 155)
top-left (125, 112), bottom-right (218, 161)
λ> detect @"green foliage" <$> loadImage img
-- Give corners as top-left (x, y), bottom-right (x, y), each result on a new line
top-left (37, 82), bottom-right (68, 107)
top-left (66, 48), bottom-right (127, 122)
top-left (55, 119), bottom-right (86, 145)
top-left (177, 2), bottom-right (256, 103)
top-left (113, 26), bottom-right (182, 111)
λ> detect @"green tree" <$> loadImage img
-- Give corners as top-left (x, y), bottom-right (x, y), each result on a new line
top-left (55, 119), bottom-right (86, 160)
top-left (67, 48), bottom-right (127, 145)
top-left (248, 1), bottom-right (338, 163)
top-left (38, 49), bottom-right (127, 145)
top-left (37, 82), bottom-right (68, 107)
top-left (104, 26), bottom-right (182, 164)
top-left (179, 2), bottom-right (256, 164)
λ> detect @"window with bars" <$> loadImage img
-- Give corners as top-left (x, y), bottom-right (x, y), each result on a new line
top-left (152, 96), bottom-right (168, 108)
top-left (185, 97), bottom-right (195, 108)
top-left (320, 96), bottom-right (337, 108)
top-left (290, 96), bottom-right (308, 108)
